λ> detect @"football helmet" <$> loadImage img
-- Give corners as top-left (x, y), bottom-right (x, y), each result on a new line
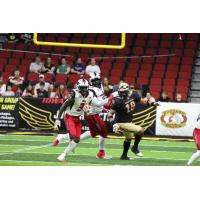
top-left (118, 82), bottom-right (130, 98)
top-left (76, 79), bottom-right (89, 96)
top-left (89, 72), bottom-right (101, 88)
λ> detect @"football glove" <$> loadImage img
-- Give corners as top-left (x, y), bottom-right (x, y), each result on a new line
top-left (54, 119), bottom-right (61, 130)
top-left (113, 123), bottom-right (120, 133)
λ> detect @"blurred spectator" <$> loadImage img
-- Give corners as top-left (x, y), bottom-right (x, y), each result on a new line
top-left (56, 57), bottom-right (71, 74)
top-left (29, 57), bottom-right (42, 73)
top-left (71, 58), bottom-right (85, 75)
top-left (34, 74), bottom-right (50, 92)
top-left (159, 91), bottom-right (170, 102)
top-left (0, 76), bottom-right (6, 96)
top-left (48, 84), bottom-right (58, 98)
top-left (143, 92), bottom-right (156, 104)
top-left (15, 86), bottom-right (23, 97)
top-left (102, 77), bottom-right (113, 96)
top-left (85, 58), bottom-right (100, 75)
top-left (9, 70), bottom-right (24, 87)
top-left (55, 84), bottom-right (69, 99)
top-left (20, 33), bottom-right (33, 44)
top-left (5, 33), bottom-right (19, 43)
top-left (2, 85), bottom-right (15, 97)
top-left (22, 83), bottom-right (37, 98)
top-left (36, 82), bottom-right (49, 98)
top-left (175, 93), bottom-right (185, 103)
top-left (130, 84), bottom-right (136, 94)
top-left (42, 57), bottom-right (56, 76)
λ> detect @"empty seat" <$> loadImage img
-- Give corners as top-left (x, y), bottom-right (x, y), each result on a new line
top-left (27, 72), bottom-right (39, 82)
top-left (165, 71), bottom-right (178, 78)
top-left (55, 74), bottom-right (68, 84)
top-left (163, 78), bottom-right (175, 86)
top-left (150, 78), bottom-right (162, 85)
top-left (4, 65), bottom-right (17, 72)
top-left (137, 77), bottom-right (149, 85)
top-left (177, 79), bottom-right (190, 87)
top-left (179, 72), bottom-right (191, 79)
top-left (181, 57), bottom-right (194, 65)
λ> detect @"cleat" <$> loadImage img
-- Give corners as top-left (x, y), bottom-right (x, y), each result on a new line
top-left (53, 139), bottom-right (59, 146)
top-left (120, 155), bottom-right (131, 160)
top-left (96, 151), bottom-right (112, 159)
top-left (131, 147), bottom-right (143, 157)
top-left (57, 153), bottom-right (67, 163)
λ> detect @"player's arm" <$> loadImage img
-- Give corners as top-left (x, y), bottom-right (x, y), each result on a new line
top-left (54, 91), bottom-right (75, 129)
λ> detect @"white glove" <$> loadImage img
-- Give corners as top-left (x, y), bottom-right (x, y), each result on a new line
top-left (113, 123), bottom-right (120, 133)
top-left (112, 91), bottom-right (119, 98)
top-left (82, 104), bottom-right (91, 114)
top-left (54, 119), bottom-right (61, 130)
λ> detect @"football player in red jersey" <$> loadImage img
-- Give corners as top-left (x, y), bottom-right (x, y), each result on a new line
top-left (54, 79), bottom-right (113, 162)
top-left (187, 114), bottom-right (200, 165)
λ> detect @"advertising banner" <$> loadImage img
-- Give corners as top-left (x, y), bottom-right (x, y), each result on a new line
top-left (0, 97), bottom-right (19, 129)
top-left (156, 102), bottom-right (200, 137)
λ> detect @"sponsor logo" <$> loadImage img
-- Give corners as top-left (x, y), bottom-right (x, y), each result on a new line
top-left (160, 109), bottom-right (187, 128)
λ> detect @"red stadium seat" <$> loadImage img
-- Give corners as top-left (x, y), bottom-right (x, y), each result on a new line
top-left (184, 49), bottom-right (196, 56)
top-left (177, 79), bottom-right (190, 87)
top-left (27, 72), bottom-right (39, 82)
top-left (0, 58), bottom-right (8, 65)
top-left (147, 40), bottom-right (159, 47)
top-left (18, 65), bottom-right (30, 73)
top-left (154, 64), bottom-right (165, 71)
top-left (160, 41), bottom-right (171, 48)
top-left (171, 49), bottom-right (183, 56)
top-left (0, 51), bottom-right (12, 58)
top-left (8, 58), bottom-right (20, 65)
top-left (162, 85), bottom-right (175, 92)
top-left (4, 65), bottom-right (17, 72)
top-left (167, 64), bottom-right (179, 71)
top-left (176, 86), bottom-right (189, 94)
top-left (150, 85), bottom-right (162, 92)
top-left (179, 72), bottom-right (191, 79)
top-left (150, 78), bottom-right (162, 85)
top-left (68, 74), bottom-right (80, 84)
top-left (55, 74), bottom-right (68, 84)
top-left (185, 41), bottom-right (197, 49)
top-left (145, 48), bottom-right (157, 55)
top-left (165, 71), bottom-right (178, 79)
top-left (2, 72), bottom-right (12, 83)
top-left (141, 63), bottom-right (153, 71)
top-left (134, 40), bottom-right (146, 47)
top-left (161, 33), bottom-right (174, 40)
top-left (137, 33), bottom-right (148, 40)
top-left (109, 76), bottom-right (120, 84)
top-left (12, 52), bottom-right (24, 58)
top-left (132, 47), bottom-right (144, 55)
top-left (156, 56), bottom-right (168, 64)
top-left (123, 77), bottom-right (135, 85)
top-left (179, 65), bottom-right (192, 72)
top-left (168, 56), bottom-right (181, 64)
top-left (163, 78), bottom-right (175, 86)
top-left (152, 71), bottom-right (165, 78)
top-left (44, 73), bottom-right (53, 83)
top-left (138, 70), bottom-right (151, 78)
top-left (137, 77), bottom-right (149, 85)
top-left (143, 57), bottom-right (155, 63)
top-left (181, 57), bottom-right (194, 65)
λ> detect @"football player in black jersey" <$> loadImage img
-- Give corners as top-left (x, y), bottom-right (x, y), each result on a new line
top-left (108, 82), bottom-right (157, 160)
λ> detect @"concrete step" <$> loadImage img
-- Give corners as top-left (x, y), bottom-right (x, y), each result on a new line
top-left (190, 91), bottom-right (200, 97)
top-left (192, 73), bottom-right (200, 81)
top-left (191, 82), bottom-right (200, 90)
top-left (190, 97), bottom-right (200, 104)
top-left (194, 67), bottom-right (200, 73)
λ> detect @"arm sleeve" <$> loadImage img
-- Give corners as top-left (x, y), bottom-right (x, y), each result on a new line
top-left (91, 97), bottom-right (109, 107)
top-left (132, 91), bottom-right (141, 103)
top-left (57, 91), bottom-right (75, 120)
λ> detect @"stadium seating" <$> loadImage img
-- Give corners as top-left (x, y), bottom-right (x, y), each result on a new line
top-left (0, 33), bottom-right (199, 101)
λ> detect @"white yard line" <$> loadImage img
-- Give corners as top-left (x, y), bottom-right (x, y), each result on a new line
top-left (0, 160), bottom-right (103, 166)
top-left (0, 139), bottom-right (195, 149)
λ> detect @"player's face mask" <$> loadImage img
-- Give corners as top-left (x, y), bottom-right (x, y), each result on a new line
top-left (118, 90), bottom-right (129, 98)
top-left (91, 78), bottom-right (101, 88)
top-left (78, 86), bottom-right (88, 97)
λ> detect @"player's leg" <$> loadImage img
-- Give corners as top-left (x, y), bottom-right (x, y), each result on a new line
top-left (187, 128), bottom-right (200, 165)
top-left (120, 138), bottom-right (132, 160)
top-left (53, 114), bottom-right (70, 146)
top-left (95, 115), bottom-right (111, 159)
top-left (57, 116), bottom-right (81, 162)
top-left (131, 127), bottom-right (144, 157)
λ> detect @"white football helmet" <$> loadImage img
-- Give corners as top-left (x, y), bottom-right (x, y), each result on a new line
top-left (89, 72), bottom-right (101, 88)
top-left (76, 79), bottom-right (89, 96)
top-left (118, 82), bottom-right (130, 98)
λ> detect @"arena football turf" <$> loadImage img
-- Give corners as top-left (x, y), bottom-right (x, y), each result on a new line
top-left (0, 134), bottom-right (199, 166)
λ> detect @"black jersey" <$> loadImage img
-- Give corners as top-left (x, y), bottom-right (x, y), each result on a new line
top-left (112, 91), bottom-right (141, 123)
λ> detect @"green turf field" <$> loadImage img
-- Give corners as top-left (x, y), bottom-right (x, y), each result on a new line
top-left (0, 134), bottom-right (199, 166)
